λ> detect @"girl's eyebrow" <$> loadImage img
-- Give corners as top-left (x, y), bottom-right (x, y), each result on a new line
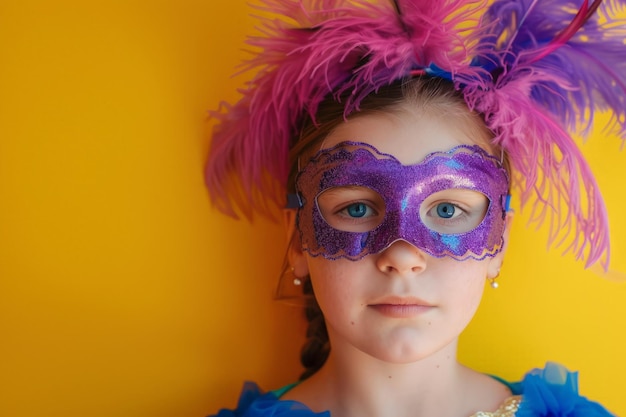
top-left (320, 186), bottom-right (377, 196)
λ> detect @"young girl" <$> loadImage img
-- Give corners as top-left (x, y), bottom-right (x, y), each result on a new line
top-left (205, 1), bottom-right (624, 415)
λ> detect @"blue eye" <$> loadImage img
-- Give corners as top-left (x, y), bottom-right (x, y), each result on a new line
top-left (436, 203), bottom-right (456, 219)
top-left (346, 203), bottom-right (368, 218)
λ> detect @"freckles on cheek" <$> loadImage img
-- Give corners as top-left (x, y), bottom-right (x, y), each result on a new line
top-left (449, 267), bottom-right (486, 309)
top-left (465, 283), bottom-right (487, 313)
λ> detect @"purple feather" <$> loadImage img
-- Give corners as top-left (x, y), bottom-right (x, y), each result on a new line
top-left (460, 0), bottom-right (626, 266)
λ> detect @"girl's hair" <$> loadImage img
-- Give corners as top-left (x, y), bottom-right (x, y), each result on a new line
top-left (291, 76), bottom-right (508, 379)
top-left (288, 76), bottom-right (508, 194)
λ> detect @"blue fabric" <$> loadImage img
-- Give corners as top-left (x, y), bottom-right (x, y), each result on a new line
top-left (211, 381), bottom-right (329, 417)
top-left (515, 363), bottom-right (614, 417)
top-left (209, 363), bottom-right (614, 416)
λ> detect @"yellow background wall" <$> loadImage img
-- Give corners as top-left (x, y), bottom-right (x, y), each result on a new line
top-left (0, 1), bottom-right (624, 416)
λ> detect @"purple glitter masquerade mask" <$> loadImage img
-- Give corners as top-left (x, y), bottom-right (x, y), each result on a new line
top-left (294, 142), bottom-right (510, 261)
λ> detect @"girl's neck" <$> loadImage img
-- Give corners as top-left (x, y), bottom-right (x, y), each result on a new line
top-left (285, 339), bottom-right (510, 417)
top-left (319, 342), bottom-right (461, 417)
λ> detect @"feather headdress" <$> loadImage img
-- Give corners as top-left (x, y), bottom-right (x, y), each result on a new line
top-left (206, 0), bottom-right (626, 268)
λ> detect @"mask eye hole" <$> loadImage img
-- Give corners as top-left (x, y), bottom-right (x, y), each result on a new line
top-left (316, 186), bottom-right (386, 233)
top-left (419, 189), bottom-right (489, 235)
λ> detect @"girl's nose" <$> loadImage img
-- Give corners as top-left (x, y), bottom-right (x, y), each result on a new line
top-left (375, 240), bottom-right (427, 275)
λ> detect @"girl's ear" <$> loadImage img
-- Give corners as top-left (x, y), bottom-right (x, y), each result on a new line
top-left (283, 209), bottom-right (309, 278)
top-left (487, 212), bottom-right (514, 280)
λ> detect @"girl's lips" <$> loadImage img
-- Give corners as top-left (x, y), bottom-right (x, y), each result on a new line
top-left (369, 304), bottom-right (433, 318)
top-left (368, 296), bottom-right (434, 318)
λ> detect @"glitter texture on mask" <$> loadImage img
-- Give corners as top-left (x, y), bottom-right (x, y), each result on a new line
top-left (295, 141), bottom-right (510, 261)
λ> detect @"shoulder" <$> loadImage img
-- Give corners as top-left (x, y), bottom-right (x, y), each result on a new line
top-left (208, 381), bottom-right (328, 417)
top-left (500, 362), bottom-right (615, 417)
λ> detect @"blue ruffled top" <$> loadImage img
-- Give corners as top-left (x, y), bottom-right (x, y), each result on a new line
top-left (210, 363), bottom-right (614, 416)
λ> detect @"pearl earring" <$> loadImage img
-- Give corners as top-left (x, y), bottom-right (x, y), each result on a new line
top-left (291, 267), bottom-right (302, 286)
top-left (489, 269), bottom-right (501, 289)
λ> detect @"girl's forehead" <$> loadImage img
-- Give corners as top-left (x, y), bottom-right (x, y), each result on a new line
top-left (320, 108), bottom-right (490, 165)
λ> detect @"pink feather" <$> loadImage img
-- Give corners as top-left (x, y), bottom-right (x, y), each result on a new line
top-left (206, 0), bottom-right (486, 218)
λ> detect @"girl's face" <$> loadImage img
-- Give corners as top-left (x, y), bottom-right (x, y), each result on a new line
top-left (289, 105), bottom-right (509, 364)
